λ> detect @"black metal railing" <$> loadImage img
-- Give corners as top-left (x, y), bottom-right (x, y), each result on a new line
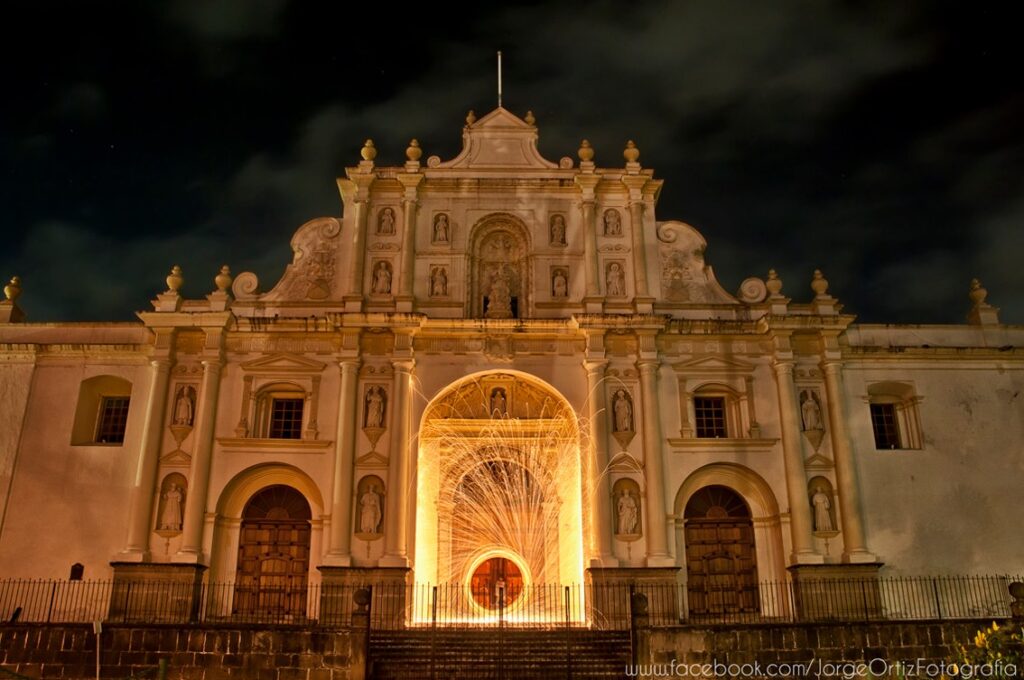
top-left (0, 574), bottom-right (1019, 628)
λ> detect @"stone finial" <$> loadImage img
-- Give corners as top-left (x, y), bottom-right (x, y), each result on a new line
top-left (967, 278), bottom-right (1000, 325)
top-left (969, 278), bottom-right (988, 306)
top-left (360, 139), bottom-right (377, 162)
top-left (166, 266), bottom-right (184, 294)
top-left (3, 276), bottom-right (21, 302)
top-left (766, 269), bottom-right (783, 297)
top-left (466, 110), bottom-right (477, 125)
top-left (578, 139), bottom-right (595, 162)
top-left (215, 265), bottom-right (233, 293)
top-left (623, 140), bottom-right (640, 163)
top-left (811, 269), bottom-right (829, 298)
top-left (406, 139), bottom-right (422, 162)
top-left (524, 110), bottom-right (536, 126)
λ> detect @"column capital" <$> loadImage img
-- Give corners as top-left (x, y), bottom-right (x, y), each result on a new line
top-left (771, 358), bottom-right (795, 376)
top-left (393, 359), bottom-right (416, 375)
top-left (338, 357), bottom-right (363, 370)
top-left (583, 359), bottom-right (608, 376)
top-left (636, 359), bottom-right (661, 375)
top-left (200, 358), bottom-right (224, 372)
top-left (819, 359), bottom-right (844, 376)
top-left (150, 357), bottom-right (173, 371)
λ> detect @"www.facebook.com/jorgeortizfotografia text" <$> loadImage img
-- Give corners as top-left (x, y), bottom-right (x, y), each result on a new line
top-left (624, 657), bottom-right (1020, 678)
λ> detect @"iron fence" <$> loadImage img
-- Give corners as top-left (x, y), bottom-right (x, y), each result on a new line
top-left (0, 574), bottom-right (1019, 628)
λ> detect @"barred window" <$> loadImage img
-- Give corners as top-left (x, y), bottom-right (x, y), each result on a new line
top-left (870, 403), bottom-right (901, 449)
top-left (694, 397), bottom-right (727, 438)
top-left (95, 396), bottom-right (130, 444)
top-left (268, 398), bottom-right (304, 440)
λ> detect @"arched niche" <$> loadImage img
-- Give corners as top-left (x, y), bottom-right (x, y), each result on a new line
top-left (355, 475), bottom-right (385, 539)
top-left (808, 476), bottom-right (838, 535)
top-left (612, 478), bottom-right (642, 540)
top-left (467, 213), bottom-right (533, 318)
top-left (155, 472), bottom-right (188, 534)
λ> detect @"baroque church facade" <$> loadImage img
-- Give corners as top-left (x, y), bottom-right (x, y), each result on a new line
top-left (0, 108), bottom-right (1021, 619)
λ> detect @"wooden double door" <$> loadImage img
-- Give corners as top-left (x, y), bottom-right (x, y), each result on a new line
top-left (683, 485), bottom-right (759, 615)
top-left (234, 485), bottom-right (311, 619)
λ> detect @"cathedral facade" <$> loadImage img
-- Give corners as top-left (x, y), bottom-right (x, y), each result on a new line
top-left (0, 108), bottom-right (1020, 619)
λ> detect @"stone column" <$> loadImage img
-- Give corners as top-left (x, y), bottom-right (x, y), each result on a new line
top-left (347, 198), bottom-right (371, 297)
top-left (584, 360), bottom-right (617, 566)
top-left (771, 360), bottom-right (820, 563)
top-left (637, 361), bottom-right (671, 566)
top-left (821, 361), bottom-right (875, 562)
top-left (398, 198), bottom-right (418, 298)
top-left (176, 359), bottom-right (223, 561)
top-left (381, 360), bottom-right (414, 567)
top-left (325, 359), bottom-right (361, 566)
top-left (628, 201), bottom-right (649, 298)
top-left (120, 358), bottom-right (172, 559)
top-left (581, 200), bottom-right (600, 298)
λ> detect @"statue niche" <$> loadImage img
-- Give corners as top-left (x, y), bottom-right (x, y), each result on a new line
top-left (469, 216), bottom-right (531, 319)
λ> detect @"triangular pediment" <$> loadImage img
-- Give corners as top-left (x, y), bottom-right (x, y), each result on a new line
top-left (805, 451), bottom-right (834, 471)
top-left (356, 450), bottom-right (389, 469)
top-left (436, 107), bottom-right (559, 170)
top-left (608, 451), bottom-right (644, 474)
top-left (671, 356), bottom-right (756, 373)
top-left (240, 352), bottom-right (326, 373)
top-left (160, 449), bottom-right (191, 467)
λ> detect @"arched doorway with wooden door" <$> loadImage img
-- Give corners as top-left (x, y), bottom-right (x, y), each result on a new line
top-left (234, 485), bottom-right (312, 621)
top-left (683, 485), bottom-right (759, 616)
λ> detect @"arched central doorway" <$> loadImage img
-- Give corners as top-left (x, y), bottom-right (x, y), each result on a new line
top-left (234, 485), bottom-right (311, 619)
top-left (413, 371), bottom-right (585, 623)
top-left (684, 485), bottom-right (759, 615)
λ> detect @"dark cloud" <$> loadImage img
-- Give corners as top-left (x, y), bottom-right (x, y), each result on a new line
top-left (1, 0), bottom-right (1021, 323)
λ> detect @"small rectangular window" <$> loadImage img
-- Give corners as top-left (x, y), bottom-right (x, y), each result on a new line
top-left (95, 396), bottom-right (130, 444)
top-left (269, 398), bottom-right (304, 439)
top-left (694, 397), bottom-right (727, 438)
top-left (870, 403), bottom-right (901, 449)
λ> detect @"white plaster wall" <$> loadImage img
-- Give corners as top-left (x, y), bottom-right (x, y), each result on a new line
top-left (0, 360), bottom-right (149, 579)
top-left (0, 362), bottom-right (35, 546)
top-left (846, 363), bottom-right (1024, 574)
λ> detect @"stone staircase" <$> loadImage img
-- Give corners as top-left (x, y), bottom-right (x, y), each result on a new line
top-left (369, 628), bottom-right (632, 679)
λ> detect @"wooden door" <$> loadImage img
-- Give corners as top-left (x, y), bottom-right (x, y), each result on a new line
top-left (235, 485), bottom-right (312, 619)
top-left (683, 485), bottom-right (759, 615)
top-left (470, 557), bottom-right (524, 610)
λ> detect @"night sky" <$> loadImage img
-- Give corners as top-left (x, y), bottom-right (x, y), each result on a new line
top-left (2, 1), bottom-right (1021, 324)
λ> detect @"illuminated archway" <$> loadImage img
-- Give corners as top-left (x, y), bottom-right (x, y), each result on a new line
top-left (413, 370), bottom-right (585, 623)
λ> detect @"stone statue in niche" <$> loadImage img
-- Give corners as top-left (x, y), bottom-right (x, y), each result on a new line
top-left (172, 385), bottom-right (196, 426)
top-left (160, 483), bottom-right (184, 531)
top-left (551, 268), bottom-right (568, 298)
top-left (378, 208), bottom-right (396, 235)
top-left (604, 209), bottom-right (622, 236)
top-left (490, 388), bottom-right (508, 417)
top-left (359, 484), bottom-right (383, 534)
top-left (364, 386), bottom-right (386, 428)
top-left (812, 487), bottom-right (834, 533)
top-left (612, 390), bottom-right (633, 433)
top-left (616, 489), bottom-right (639, 535)
top-left (372, 261), bottom-right (392, 295)
top-left (486, 270), bottom-right (513, 318)
top-left (430, 267), bottom-right (448, 297)
top-left (550, 214), bottom-right (567, 246)
top-left (433, 213), bottom-right (450, 243)
top-left (606, 262), bottom-right (626, 297)
top-left (800, 390), bottom-right (823, 431)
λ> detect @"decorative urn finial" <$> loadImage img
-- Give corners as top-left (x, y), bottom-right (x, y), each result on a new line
top-left (969, 278), bottom-right (988, 306)
top-left (766, 269), bottom-right (783, 297)
top-left (578, 139), bottom-right (594, 162)
top-left (166, 266), bottom-right (183, 294)
top-left (623, 140), bottom-right (640, 163)
top-left (360, 139), bottom-right (377, 162)
top-left (215, 265), bottom-right (232, 293)
top-left (811, 269), bottom-right (829, 297)
top-left (524, 110), bottom-right (536, 126)
top-left (466, 110), bottom-right (477, 125)
top-left (406, 139), bottom-right (422, 162)
top-left (3, 276), bottom-right (21, 302)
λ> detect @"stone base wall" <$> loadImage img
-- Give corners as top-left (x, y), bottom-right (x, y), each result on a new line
top-left (0, 625), bottom-right (358, 680)
top-left (641, 620), bottom-right (1007, 677)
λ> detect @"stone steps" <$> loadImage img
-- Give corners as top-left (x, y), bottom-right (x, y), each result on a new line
top-left (369, 629), bottom-right (632, 679)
